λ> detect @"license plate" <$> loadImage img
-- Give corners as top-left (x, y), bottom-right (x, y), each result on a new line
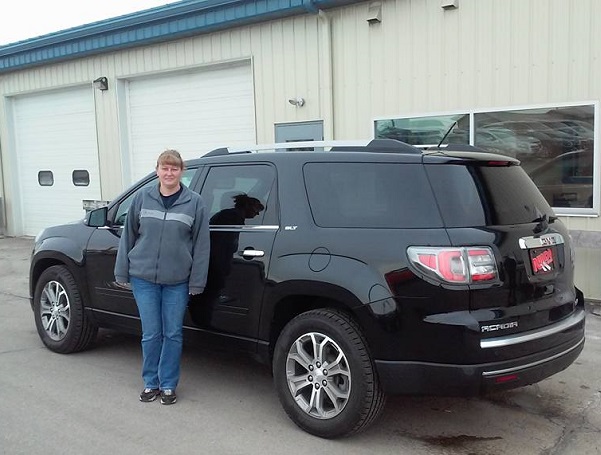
top-left (530, 247), bottom-right (555, 274)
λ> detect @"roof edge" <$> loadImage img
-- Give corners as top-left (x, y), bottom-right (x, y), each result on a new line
top-left (0, 0), bottom-right (359, 74)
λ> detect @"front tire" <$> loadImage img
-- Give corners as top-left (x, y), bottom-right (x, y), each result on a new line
top-left (273, 309), bottom-right (386, 438)
top-left (33, 265), bottom-right (97, 353)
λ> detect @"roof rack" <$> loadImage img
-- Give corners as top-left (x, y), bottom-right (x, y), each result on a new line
top-left (205, 139), bottom-right (422, 156)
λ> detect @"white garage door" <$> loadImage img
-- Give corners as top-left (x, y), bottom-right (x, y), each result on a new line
top-left (13, 87), bottom-right (101, 236)
top-left (126, 62), bottom-right (255, 182)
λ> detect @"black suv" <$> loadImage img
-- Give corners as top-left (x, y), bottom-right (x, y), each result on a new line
top-left (29, 139), bottom-right (586, 438)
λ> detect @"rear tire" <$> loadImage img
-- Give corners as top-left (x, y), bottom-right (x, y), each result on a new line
top-left (33, 265), bottom-right (97, 353)
top-left (273, 308), bottom-right (386, 438)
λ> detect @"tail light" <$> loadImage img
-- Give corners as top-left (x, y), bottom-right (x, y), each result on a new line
top-left (407, 246), bottom-right (498, 284)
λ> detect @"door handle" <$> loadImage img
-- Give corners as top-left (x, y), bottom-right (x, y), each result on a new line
top-left (240, 249), bottom-right (265, 258)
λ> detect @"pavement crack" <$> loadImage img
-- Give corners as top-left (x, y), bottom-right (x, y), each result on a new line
top-left (0, 291), bottom-right (29, 300)
top-left (0, 346), bottom-right (45, 355)
top-left (542, 390), bottom-right (601, 454)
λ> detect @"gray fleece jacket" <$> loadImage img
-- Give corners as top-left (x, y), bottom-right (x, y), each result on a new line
top-left (114, 183), bottom-right (210, 294)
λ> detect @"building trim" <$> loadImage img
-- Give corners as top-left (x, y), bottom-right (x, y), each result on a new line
top-left (0, 0), bottom-right (358, 73)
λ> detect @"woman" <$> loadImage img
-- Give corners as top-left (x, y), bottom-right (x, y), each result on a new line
top-left (114, 149), bottom-right (210, 405)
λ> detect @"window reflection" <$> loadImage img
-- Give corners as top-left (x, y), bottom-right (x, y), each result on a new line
top-left (475, 105), bottom-right (594, 209)
top-left (374, 104), bottom-right (595, 210)
top-left (208, 194), bottom-right (265, 290)
top-left (529, 149), bottom-right (593, 208)
top-left (375, 114), bottom-right (469, 147)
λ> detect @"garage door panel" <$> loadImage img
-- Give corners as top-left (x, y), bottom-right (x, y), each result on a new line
top-left (127, 63), bottom-right (255, 182)
top-left (13, 87), bottom-right (101, 236)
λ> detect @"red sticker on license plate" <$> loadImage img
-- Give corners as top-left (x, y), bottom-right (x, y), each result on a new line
top-left (531, 248), bottom-right (554, 274)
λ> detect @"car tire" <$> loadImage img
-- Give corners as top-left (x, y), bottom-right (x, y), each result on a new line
top-left (273, 308), bottom-right (386, 438)
top-left (33, 265), bottom-right (97, 353)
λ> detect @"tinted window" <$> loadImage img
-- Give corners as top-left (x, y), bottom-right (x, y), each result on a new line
top-left (200, 165), bottom-right (277, 226)
top-left (427, 164), bottom-right (554, 227)
top-left (304, 163), bottom-right (443, 228)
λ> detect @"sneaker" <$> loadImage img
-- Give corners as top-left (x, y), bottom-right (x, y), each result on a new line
top-left (160, 389), bottom-right (177, 405)
top-left (140, 388), bottom-right (160, 402)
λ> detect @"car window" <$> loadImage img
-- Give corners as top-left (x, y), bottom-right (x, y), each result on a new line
top-left (427, 164), bottom-right (554, 226)
top-left (200, 165), bottom-right (277, 226)
top-left (113, 168), bottom-right (196, 227)
top-left (303, 162), bottom-right (443, 228)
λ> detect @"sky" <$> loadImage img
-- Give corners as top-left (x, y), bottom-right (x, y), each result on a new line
top-left (0, 0), bottom-right (177, 45)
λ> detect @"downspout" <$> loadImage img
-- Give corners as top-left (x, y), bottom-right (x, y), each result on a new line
top-left (318, 9), bottom-right (335, 140)
top-left (302, 0), bottom-right (335, 140)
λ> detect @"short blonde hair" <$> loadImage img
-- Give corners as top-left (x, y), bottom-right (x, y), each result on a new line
top-left (156, 149), bottom-right (185, 169)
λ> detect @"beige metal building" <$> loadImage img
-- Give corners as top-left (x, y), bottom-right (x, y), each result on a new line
top-left (0, 0), bottom-right (599, 298)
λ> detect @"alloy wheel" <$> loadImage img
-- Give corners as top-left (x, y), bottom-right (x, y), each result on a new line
top-left (39, 280), bottom-right (71, 341)
top-left (285, 332), bottom-right (351, 419)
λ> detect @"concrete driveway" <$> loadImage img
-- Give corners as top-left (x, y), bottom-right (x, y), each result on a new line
top-left (1, 236), bottom-right (600, 455)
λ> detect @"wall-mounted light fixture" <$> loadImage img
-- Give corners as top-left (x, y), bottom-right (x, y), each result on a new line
top-left (93, 76), bottom-right (109, 91)
top-left (288, 97), bottom-right (305, 107)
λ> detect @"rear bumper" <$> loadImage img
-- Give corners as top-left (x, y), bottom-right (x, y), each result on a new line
top-left (375, 333), bottom-right (584, 396)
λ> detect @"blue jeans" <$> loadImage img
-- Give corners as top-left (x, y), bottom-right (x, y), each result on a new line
top-left (130, 277), bottom-right (189, 391)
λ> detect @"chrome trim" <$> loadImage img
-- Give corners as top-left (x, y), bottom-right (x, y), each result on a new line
top-left (210, 225), bottom-right (279, 231)
top-left (519, 233), bottom-right (564, 250)
top-left (241, 250), bottom-right (265, 258)
top-left (482, 337), bottom-right (584, 377)
top-left (227, 140), bottom-right (371, 152)
top-left (98, 224), bottom-right (278, 232)
top-left (481, 310), bottom-right (585, 349)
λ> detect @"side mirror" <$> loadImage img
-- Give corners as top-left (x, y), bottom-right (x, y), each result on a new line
top-left (87, 206), bottom-right (108, 227)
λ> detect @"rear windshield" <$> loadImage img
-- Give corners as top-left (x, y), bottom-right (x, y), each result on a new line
top-left (426, 164), bottom-right (554, 227)
top-left (303, 162), bottom-right (443, 228)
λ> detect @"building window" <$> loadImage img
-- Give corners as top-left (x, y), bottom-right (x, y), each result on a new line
top-left (38, 171), bottom-right (54, 186)
top-left (475, 105), bottom-right (594, 210)
top-left (375, 113), bottom-right (469, 147)
top-left (374, 103), bottom-right (596, 215)
top-left (72, 170), bottom-right (90, 186)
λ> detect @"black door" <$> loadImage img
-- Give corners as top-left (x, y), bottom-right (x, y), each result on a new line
top-left (85, 169), bottom-right (199, 328)
top-left (187, 163), bottom-right (278, 339)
